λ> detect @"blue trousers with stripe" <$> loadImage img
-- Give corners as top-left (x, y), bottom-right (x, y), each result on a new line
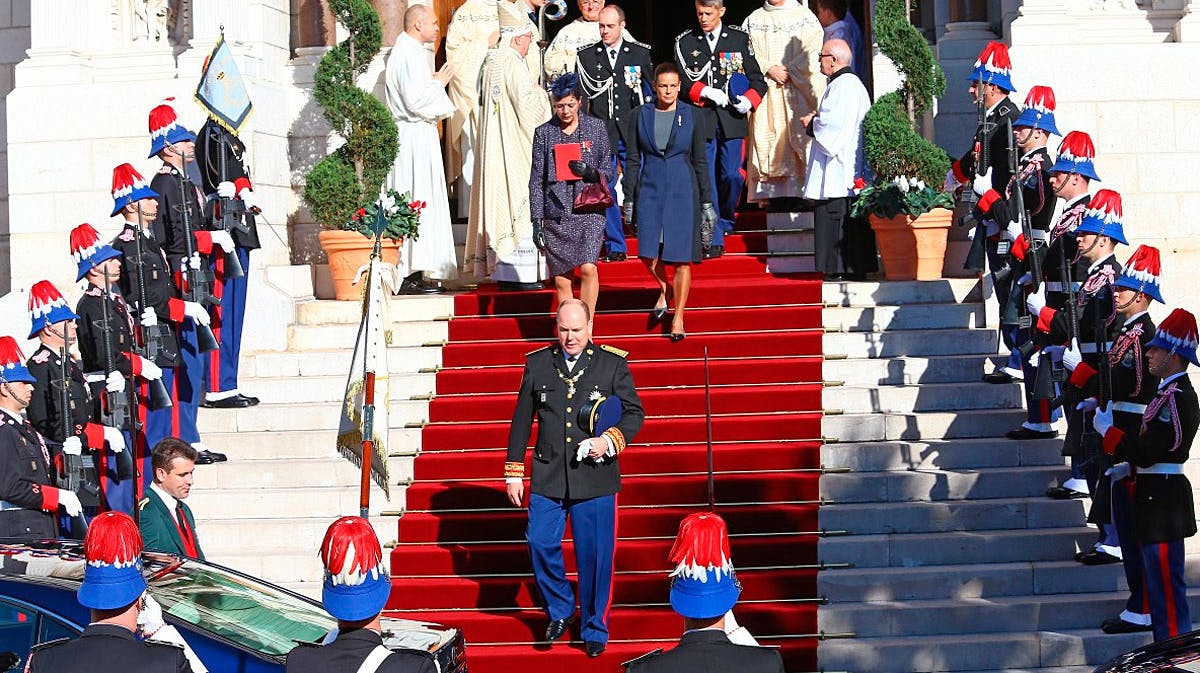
top-left (704, 129), bottom-right (744, 248)
top-left (143, 319), bottom-right (201, 487)
top-left (1142, 538), bottom-right (1190, 641)
top-left (1111, 476), bottom-right (1147, 619)
top-left (604, 142), bottom-right (628, 255)
top-left (527, 492), bottom-right (616, 644)
top-left (204, 246), bottom-right (249, 395)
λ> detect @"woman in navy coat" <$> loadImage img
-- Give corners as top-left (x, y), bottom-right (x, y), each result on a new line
top-left (623, 62), bottom-right (715, 341)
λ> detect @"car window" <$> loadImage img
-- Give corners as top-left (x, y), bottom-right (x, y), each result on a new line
top-left (36, 615), bottom-right (75, 647)
top-left (0, 600), bottom-right (39, 670)
top-left (146, 559), bottom-right (335, 656)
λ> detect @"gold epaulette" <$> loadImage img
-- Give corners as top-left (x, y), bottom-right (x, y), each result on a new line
top-left (600, 344), bottom-right (629, 358)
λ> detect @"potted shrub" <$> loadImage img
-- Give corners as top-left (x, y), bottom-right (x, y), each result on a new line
top-left (850, 0), bottom-right (954, 281)
top-left (303, 0), bottom-right (407, 300)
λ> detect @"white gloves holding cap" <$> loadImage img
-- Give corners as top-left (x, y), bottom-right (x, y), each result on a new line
top-left (732, 95), bottom-right (752, 115)
top-left (700, 86), bottom-right (729, 107)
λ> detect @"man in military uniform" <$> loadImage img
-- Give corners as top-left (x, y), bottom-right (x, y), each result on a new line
top-left (505, 298), bottom-right (644, 658)
top-left (286, 516), bottom-right (436, 673)
top-left (1094, 308), bottom-right (1200, 642)
top-left (26, 511), bottom-right (192, 672)
top-left (576, 4), bottom-right (652, 262)
top-left (675, 0), bottom-right (767, 258)
top-left (0, 336), bottom-right (82, 539)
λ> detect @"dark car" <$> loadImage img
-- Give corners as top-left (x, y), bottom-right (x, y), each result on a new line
top-left (0, 540), bottom-right (466, 673)
top-left (1093, 629), bottom-right (1200, 672)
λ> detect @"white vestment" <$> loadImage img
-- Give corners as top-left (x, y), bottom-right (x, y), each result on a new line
top-left (446, 0), bottom-right (500, 217)
top-left (803, 69), bottom-right (870, 200)
top-left (543, 18), bottom-right (633, 79)
top-left (465, 45), bottom-right (550, 282)
top-left (384, 33), bottom-right (458, 281)
top-left (743, 0), bottom-right (826, 200)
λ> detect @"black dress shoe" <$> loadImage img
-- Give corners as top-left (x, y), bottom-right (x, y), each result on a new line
top-left (545, 615), bottom-right (575, 642)
top-left (606, 251), bottom-right (627, 262)
top-left (205, 395), bottom-right (254, 409)
top-left (1101, 617), bottom-right (1153, 634)
top-left (650, 305), bottom-right (668, 322)
top-left (399, 278), bottom-right (442, 295)
top-left (195, 450), bottom-right (227, 465)
top-left (497, 281), bottom-right (544, 292)
top-left (669, 331), bottom-right (685, 342)
top-left (703, 245), bottom-right (724, 259)
top-left (1077, 550), bottom-right (1122, 565)
top-left (1006, 426), bottom-right (1059, 440)
top-left (238, 394), bottom-right (260, 406)
top-left (585, 641), bottom-right (605, 657)
top-left (1047, 486), bottom-right (1088, 500)
top-left (983, 371), bottom-right (1016, 384)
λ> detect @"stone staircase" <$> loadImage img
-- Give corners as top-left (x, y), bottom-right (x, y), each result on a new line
top-left (815, 278), bottom-right (1200, 673)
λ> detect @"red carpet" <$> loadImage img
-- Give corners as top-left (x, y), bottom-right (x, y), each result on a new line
top-left (386, 226), bottom-right (824, 672)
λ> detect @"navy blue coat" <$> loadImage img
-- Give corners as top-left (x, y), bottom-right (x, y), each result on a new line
top-left (623, 103), bottom-right (712, 264)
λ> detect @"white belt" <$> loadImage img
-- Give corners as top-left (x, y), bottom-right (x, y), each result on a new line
top-left (1079, 342), bottom-right (1114, 354)
top-left (1138, 463), bottom-right (1185, 475)
top-left (1045, 282), bottom-right (1082, 292)
top-left (1113, 402), bottom-right (1148, 415)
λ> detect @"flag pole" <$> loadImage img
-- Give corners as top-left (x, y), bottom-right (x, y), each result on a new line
top-left (704, 346), bottom-right (714, 512)
top-left (359, 204), bottom-right (386, 519)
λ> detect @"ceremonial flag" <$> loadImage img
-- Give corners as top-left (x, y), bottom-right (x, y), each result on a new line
top-left (195, 35), bottom-right (253, 133)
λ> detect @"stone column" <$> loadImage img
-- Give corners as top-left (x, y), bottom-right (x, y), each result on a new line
top-left (292, 0), bottom-right (336, 53)
top-left (371, 0), bottom-right (408, 48)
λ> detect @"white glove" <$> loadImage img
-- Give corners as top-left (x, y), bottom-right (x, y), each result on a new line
top-left (239, 189), bottom-right (259, 214)
top-left (1093, 401), bottom-right (1114, 436)
top-left (209, 229), bottom-right (235, 253)
top-left (106, 371), bottom-right (126, 394)
top-left (184, 252), bottom-right (202, 272)
top-left (1006, 220), bottom-right (1022, 242)
top-left (1026, 286), bottom-right (1047, 315)
top-left (1017, 273), bottom-right (1033, 287)
top-left (943, 169), bottom-right (962, 193)
top-left (138, 592), bottom-right (164, 633)
top-left (183, 301), bottom-right (211, 327)
top-left (732, 95), bottom-right (752, 115)
top-left (575, 439), bottom-right (591, 463)
top-left (141, 307), bottom-right (159, 328)
top-left (216, 181), bottom-right (236, 199)
top-left (1062, 339), bottom-right (1082, 372)
top-left (139, 594), bottom-right (209, 673)
top-left (972, 167), bottom-right (993, 197)
top-left (58, 490), bottom-right (82, 517)
top-left (700, 85), bottom-right (729, 107)
top-left (103, 425), bottom-right (126, 453)
top-left (1076, 397), bottom-right (1099, 413)
top-left (62, 436), bottom-right (83, 456)
top-left (137, 356), bottom-right (163, 381)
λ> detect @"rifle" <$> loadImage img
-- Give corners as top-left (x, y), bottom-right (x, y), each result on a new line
top-left (132, 206), bottom-right (174, 410)
top-left (96, 273), bottom-right (137, 483)
top-left (56, 333), bottom-right (97, 538)
top-left (1048, 239), bottom-right (1082, 411)
top-left (176, 148), bottom-right (220, 353)
top-left (959, 73), bottom-right (992, 272)
top-left (207, 124), bottom-right (246, 279)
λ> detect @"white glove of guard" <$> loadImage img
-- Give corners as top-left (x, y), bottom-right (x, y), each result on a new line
top-left (943, 169), bottom-right (962, 193)
top-left (1093, 401), bottom-right (1114, 436)
top-left (972, 167), bottom-right (993, 197)
top-left (59, 490), bottom-right (82, 517)
top-left (106, 371), bottom-right (126, 394)
top-left (62, 436), bottom-right (83, 456)
top-left (1062, 339), bottom-right (1082, 372)
top-left (139, 593), bottom-right (210, 673)
top-left (209, 230), bottom-right (235, 253)
top-left (103, 425), bottom-right (126, 453)
top-left (700, 85), bottom-right (729, 107)
top-left (141, 307), bottom-right (159, 328)
top-left (185, 252), bottom-right (202, 272)
top-left (137, 356), bottom-right (163, 381)
top-left (1026, 285), bottom-right (1047, 315)
top-left (239, 189), bottom-right (260, 214)
top-left (216, 181), bottom-right (236, 199)
top-left (1006, 220), bottom-right (1023, 242)
top-left (183, 301), bottom-right (211, 327)
top-left (1076, 397), bottom-right (1099, 413)
top-left (732, 95), bottom-right (752, 115)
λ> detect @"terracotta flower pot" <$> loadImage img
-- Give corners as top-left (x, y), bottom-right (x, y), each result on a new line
top-left (867, 207), bottom-right (953, 281)
top-left (318, 229), bottom-right (402, 301)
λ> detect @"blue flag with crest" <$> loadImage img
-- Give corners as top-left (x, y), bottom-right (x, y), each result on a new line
top-left (195, 35), bottom-right (253, 132)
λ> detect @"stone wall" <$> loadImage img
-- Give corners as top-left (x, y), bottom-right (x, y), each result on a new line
top-left (0, 1), bottom-right (31, 298)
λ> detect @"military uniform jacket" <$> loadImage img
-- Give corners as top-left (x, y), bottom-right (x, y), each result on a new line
top-left (1072, 312), bottom-right (1159, 435)
top-left (674, 24), bottom-right (767, 139)
top-left (576, 39), bottom-right (654, 150)
top-left (0, 411), bottom-right (57, 538)
top-left (1043, 194), bottom-right (1090, 310)
top-left (149, 164), bottom-right (217, 274)
top-left (196, 118), bottom-right (261, 250)
top-left (75, 284), bottom-right (137, 378)
top-left (950, 96), bottom-right (1019, 218)
top-left (1001, 146), bottom-right (1055, 268)
top-left (1037, 254), bottom-right (1120, 361)
top-left (507, 343), bottom-right (645, 501)
top-left (285, 628), bottom-right (436, 673)
top-left (1104, 373), bottom-right (1199, 543)
top-left (25, 344), bottom-right (102, 450)
top-left (110, 222), bottom-right (182, 368)
top-left (28, 623), bottom-right (190, 673)
top-left (627, 629), bottom-right (785, 673)
top-left (139, 488), bottom-right (205, 560)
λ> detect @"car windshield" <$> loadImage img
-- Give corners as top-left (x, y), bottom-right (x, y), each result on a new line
top-left (144, 553), bottom-right (334, 656)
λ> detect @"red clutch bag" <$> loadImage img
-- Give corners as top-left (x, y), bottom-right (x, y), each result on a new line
top-left (574, 181), bottom-right (613, 214)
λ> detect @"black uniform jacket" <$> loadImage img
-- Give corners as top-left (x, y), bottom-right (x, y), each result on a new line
top-left (285, 628), bottom-right (436, 673)
top-left (1042, 194), bottom-right (1091, 310)
top-left (110, 222), bottom-right (182, 368)
top-left (1002, 147), bottom-right (1055, 267)
top-left (75, 284), bottom-right (137, 378)
top-left (1038, 255), bottom-right (1121, 364)
top-left (1106, 374), bottom-right (1199, 543)
top-left (576, 39), bottom-right (654, 150)
top-left (0, 411), bottom-right (56, 538)
top-left (149, 164), bottom-right (215, 274)
top-left (25, 344), bottom-right (98, 448)
top-left (674, 24), bottom-right (767, 139)
top-left (507, 342), bottom-right (645, 500)
top-left (952, 96), bottom-right (1019, 217)
top-left (28, 623), bottom-right (191, 673)
top-left (627, 629), bottom-right (785, 673)
top-left (196, 118), bottom-right (261, 250)
top-left (1073, 312), bottom-right (1159, 435)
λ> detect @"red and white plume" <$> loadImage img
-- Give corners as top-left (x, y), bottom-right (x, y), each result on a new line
top-left (1123, 245), bottom-right (1161, 286)
top-left (84, 511), bottom-right (143, 568)
top-left (0, 336), bottom-right (25, 369)
top-left (1058, 131), bottom-right (1096, 163)
top-left (70, 223), bottom-right (104, 265)
top-left (1156, 309), bottom-right (1199, 354)
top-left (668, 512), bottom-right (734, 582)
top-left (320, 516), bottom-right (386, 587)
top-left (148, 97), bottom-right (184, 142)
top-left (28, 280), bottom-right (69, 320)
top-left (974, 42), bottom-right (1012, 78)
top-left (1023, 85), bottom-right (1056, 114)
top-left (111, 163), bottom-right (150, 203)
top-left (1084, 189), bottom-right (1123, 225)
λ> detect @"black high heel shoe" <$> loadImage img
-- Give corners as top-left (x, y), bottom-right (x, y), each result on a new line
top-left (650, 293), bottom-right (669, 322)
top-left (669, 320), bottom-right (685, 342)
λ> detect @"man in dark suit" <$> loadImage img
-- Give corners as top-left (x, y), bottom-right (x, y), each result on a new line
top-left (675, 0), bottom-right (767, 258)
top-left (576, 3), bottom-right (653, 262)
top-left (138, 438), bottom-right (205, 560)
top-left (505, 298), bottom-right (644, 657)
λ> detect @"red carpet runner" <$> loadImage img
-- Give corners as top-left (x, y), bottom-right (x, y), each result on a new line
top-left (386, 214), bottom-right (825, 672)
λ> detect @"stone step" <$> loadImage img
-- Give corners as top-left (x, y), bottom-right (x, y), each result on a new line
top-left (188, 484), bottom-right (403, 519)
top-left (234, 372), bottom-right (437, 404)
top-left (288, 320), bottom-right (449, 350)
top-left (197, 399), bottom-right (430, 433)
top-left (295, 295), bottom-right (454, 325)
top-left (197, 515), bottom-right (396, 557)
top-left (824, 303), bottom-right (984, 332)
top-left (816, 629), bottom-right (1149, 673)
top-left (824, 381), bottom-right (1024, 414)
top-left (820, 465), bottom-right (1066, 504)
top-left (818, 526), bottom-right (1097, 569)
top-left (820, 437), bottom-right (1064, 472)
top-left (764, 229), bottom-right (814, 254)
top-left (823, 327), bottom-right (1000, 358)
top-left (240, 346), bottom-right (442, 378)
top-left (823, 353), bottom-right (1002, 386)
top-left (192, 456), bottom-right (416, 490)
top-left (819, 497), bottom-right (1086, 535)
top-left (199, 427), bottom-right (422, 458)
top-left (821, 278), bottom-right (983, 307)
top-left (823, 409), bottom-right (1029, 443)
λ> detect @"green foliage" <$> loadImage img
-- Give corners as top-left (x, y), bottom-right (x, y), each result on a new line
top-left (347, 189), bottom-right (424, 240)
top-left (862, 0), bottom-right (952, 215)
top-left (851, 180), bottom-right (954, 219)
top-left (303, 0), bottom-right (400, 237)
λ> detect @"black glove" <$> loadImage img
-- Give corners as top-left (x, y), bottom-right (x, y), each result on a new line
top-left (700, 202), bottom-right (718, 249)
top-left (569, 159), bottom-right (601, 183)
top-left (532, 220), bottom-right (547, 251)
top-left (622, 201), bottom-right (636, 236)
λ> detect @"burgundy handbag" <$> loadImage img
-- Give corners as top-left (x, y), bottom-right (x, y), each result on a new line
top-left (573, 181), bottom-right (613, 214)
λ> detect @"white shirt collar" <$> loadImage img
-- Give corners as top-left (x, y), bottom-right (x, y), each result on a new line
top-left (985, 99), bottom-right (1003, 117)
top-left (150, 482), bottom-right (181, 522)
top-left (1086, 254), bottom-right (1115, 274)
top-left (1124, 309), bottom-right (1149, 327)
top-left (1065, 192), bottom-right (1089, 209)
top-left (707, 23), bottom-right (723, 41)
top-left (606, 39), bottom-right (623, 54)
top-left (1160, 371), bottom-right (1188, 389)
top-left (0, 407), bottom-right (22, 423)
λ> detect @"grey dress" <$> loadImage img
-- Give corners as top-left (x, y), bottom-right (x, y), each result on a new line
top-left (529, 113), bottom-right (613, 276)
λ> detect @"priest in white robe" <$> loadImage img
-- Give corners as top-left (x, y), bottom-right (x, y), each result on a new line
top-left (384, 5), bottom-right (459, 292)
top-left (542, 0), bottom-right (632, 80)
top-left (445, 0), bottom-right (500, 218)
top-left (464, 0), bottom-right (551, 288)
top-left (743, 0), bottom-right (826, 204)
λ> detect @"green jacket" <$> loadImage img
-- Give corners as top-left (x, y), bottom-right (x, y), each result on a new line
top-left (138, 489), bottom-right (204, 561)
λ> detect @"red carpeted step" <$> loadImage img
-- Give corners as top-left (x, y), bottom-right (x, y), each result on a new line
top-left (413, 441), bottom-right (822, 479)
top-left (446, 305), bottom-right (820, 341)
top-left (427, 383), bottom-right (822, 423)
top-left (388, 567), bottom-right (818, 610)
top-left (421, 412), bottom-right (821, 451)
top-left (434, 355), bottom-right (824, 394)
top-left (457, 638), bottom-right (815, 673)
top-left (578, 255), bottom-right (768, 281)
top-left (625, 233), bottom-right (768, 257)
